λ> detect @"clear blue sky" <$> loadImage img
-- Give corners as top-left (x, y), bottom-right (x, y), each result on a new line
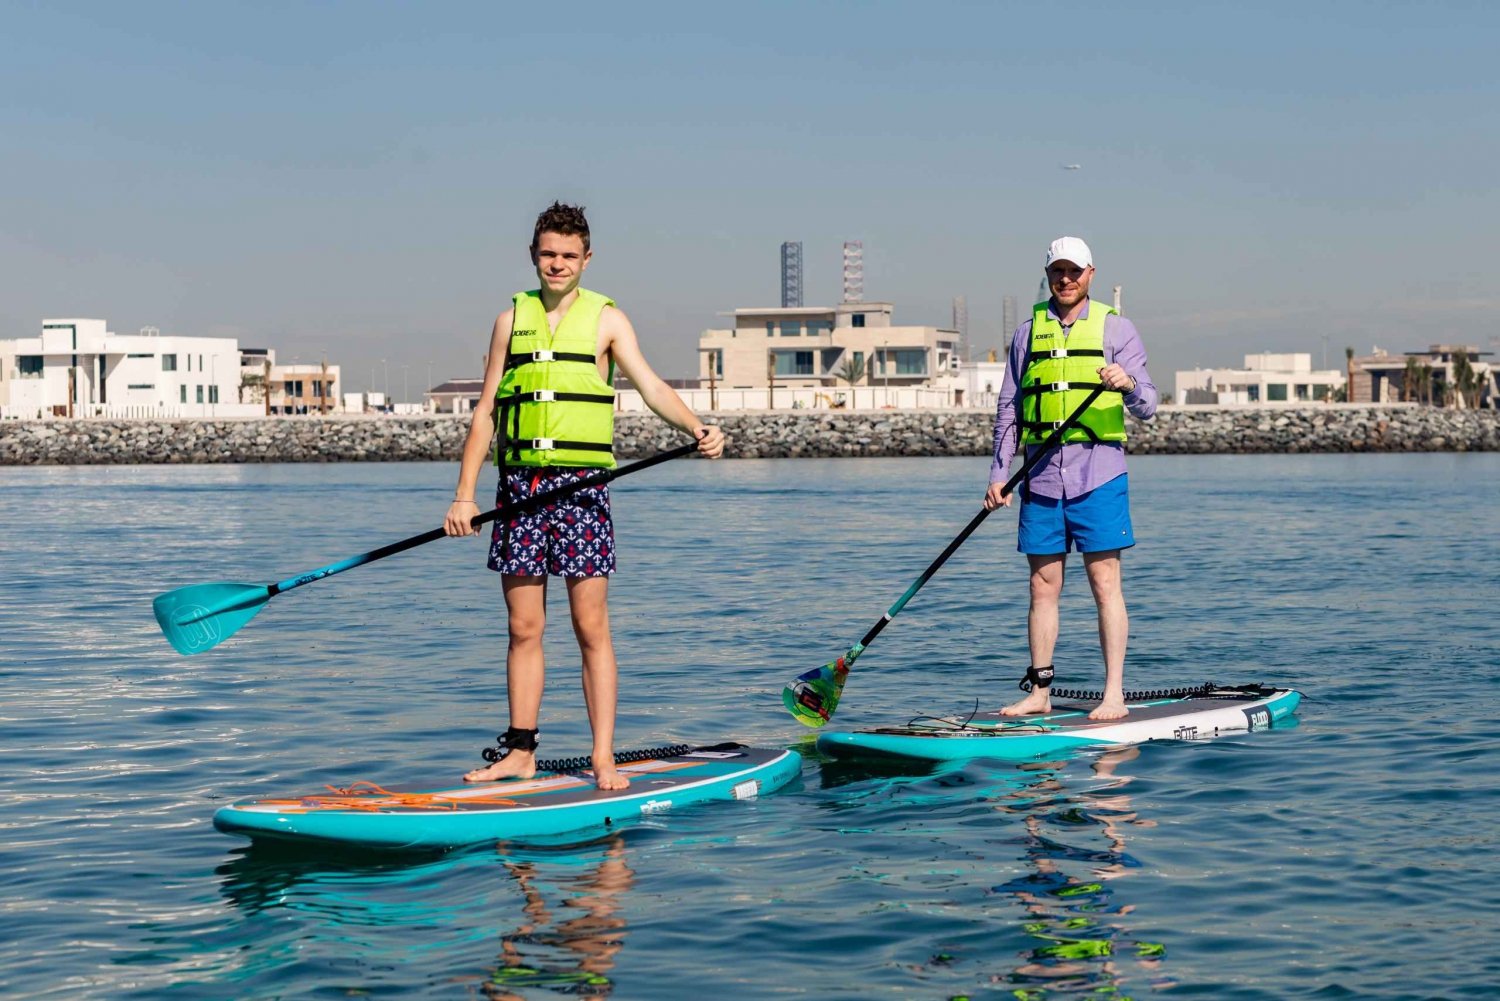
top-left (3, 0), bottom-right (1496, 396)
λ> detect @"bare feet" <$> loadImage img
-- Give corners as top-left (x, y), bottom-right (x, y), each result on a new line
top-left (1089, 698), bottom-right (1129, 721)
top-left (592, 754), bottom-right (629, 791)
top-left (464, 749), bottom-right (538, 783)
top-left (1000, 690), bottom-right (1052, 717)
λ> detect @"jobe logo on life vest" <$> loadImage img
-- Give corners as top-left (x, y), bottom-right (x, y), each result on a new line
top-left (511, 329), bottom-right (539, 338)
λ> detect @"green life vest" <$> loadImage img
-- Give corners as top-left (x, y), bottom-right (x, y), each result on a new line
top-left (1019, 299), bottom-right (1127, 445)
top-left (494, 288), bottom-right (616, 469)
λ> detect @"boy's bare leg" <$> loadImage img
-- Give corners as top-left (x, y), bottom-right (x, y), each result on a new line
top-left (465, 575), bottom-right (547, 782)
top-left (1002, 553), bottom-right (1065, 716)
top-left (1083, 550), bottom-right (1128, 720)
top-left (567, 576), bottom-right (627, 790)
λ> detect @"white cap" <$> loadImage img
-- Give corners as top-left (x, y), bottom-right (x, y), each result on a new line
top-left (1045, 236), bottom-right (1093, 270)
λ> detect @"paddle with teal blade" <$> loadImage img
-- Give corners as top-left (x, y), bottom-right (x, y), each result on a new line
top-left (783, 385), bottom-right (1113, 727)
top-left (153, 441), bottom-right (699, 655)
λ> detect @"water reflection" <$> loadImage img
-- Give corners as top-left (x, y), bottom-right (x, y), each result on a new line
top-left (217, 841), bottom-right (462, 925)
top-left (990, 749), bottom-right (1172, 999)
top-left (217, 834), bottom-right (636, 998)
top-left (484, 836), bottom-right (633, 999)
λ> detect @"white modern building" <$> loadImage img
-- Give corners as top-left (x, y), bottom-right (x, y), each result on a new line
top-left (1174, 353), bottom-right (1346, 406)
top-left (0, 319), bottom-right (261, 419)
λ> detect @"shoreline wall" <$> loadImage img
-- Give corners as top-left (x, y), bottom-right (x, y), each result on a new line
top-left (2, 406), bottom-right (1497, 465)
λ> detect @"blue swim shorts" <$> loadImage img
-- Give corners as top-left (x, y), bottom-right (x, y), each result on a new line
top-left (1016, 474), bottom-right (1135, 556)
top-left (488, 468), bottom-right (615, 578)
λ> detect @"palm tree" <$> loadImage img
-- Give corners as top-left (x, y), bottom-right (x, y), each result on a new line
top-left (239, 371), bottom-right (263, 405)
top-left (835, 352), bottom-right (869, 409)
top-left (836, 353), bottom-right (868, 387)
top-left (1402, 355), bottom-right (1421, 403)
top-left (1345, 346), bottom-right (1355, 404)
top-left (1451, 348), bottom-right (1478, 410)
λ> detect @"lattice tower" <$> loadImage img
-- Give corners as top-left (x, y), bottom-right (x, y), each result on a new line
top-left (780, 241), bottom-right (803, 308)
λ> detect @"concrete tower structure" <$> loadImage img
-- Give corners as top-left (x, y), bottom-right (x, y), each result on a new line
top-left (842, 241), bottom-right (864, 303)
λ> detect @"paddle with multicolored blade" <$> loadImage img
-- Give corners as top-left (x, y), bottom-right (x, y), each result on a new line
top-left (153, 440), bottom-right (699, 655)
top-left (783, 385), bottom-right (1113, 726)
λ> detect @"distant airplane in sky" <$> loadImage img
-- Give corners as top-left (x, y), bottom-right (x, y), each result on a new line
top-left (1062, 164), bottom-right (1082, 170)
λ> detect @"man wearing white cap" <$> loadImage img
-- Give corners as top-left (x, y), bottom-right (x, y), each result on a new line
top-left (982, 237), bottom-right (1157, 720)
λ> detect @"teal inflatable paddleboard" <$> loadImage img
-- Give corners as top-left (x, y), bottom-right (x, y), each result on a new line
top-left (817, 684), bottom-right (1301, 763)
top-left (214, 744), bottom-right (801, 849)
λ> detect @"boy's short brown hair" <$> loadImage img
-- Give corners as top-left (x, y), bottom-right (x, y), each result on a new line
top-left (531, 201), bottom-right (590, 253)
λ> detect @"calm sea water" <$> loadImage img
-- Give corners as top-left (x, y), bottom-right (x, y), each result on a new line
top-left (2, 453), bottom-right (1497, 1000)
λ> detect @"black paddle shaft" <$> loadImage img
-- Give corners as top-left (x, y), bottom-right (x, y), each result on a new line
top-left (854, 384), bottom-right (1113, 650)
top-left (266, 441), bottom-right (699, 597)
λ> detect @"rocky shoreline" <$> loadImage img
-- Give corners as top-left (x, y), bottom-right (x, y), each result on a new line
top-left (2, 406), bottom-right (1496, 465)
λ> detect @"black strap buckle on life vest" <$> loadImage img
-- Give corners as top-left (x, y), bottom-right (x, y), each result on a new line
top-left (1019, 379), bottom-right (1106, 398)
top-left (480, 726), bottom-right (540, 763)
top-left (1018, 417), bottom-right (1105, 445)
top-left (508, 390), bottom-right (614, 405)
top-left (1026, 346), bottom-right (1104, 363)
top-left (503, 350), bottom-right (598, 370)
top-left (1019, 665), bottom-right (1055, 692)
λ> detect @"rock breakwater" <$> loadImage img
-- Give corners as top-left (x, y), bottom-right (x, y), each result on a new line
top-left (1, 406), bottom-right (1496, 465)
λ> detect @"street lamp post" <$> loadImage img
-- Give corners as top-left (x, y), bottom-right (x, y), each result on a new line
top-left (882, 341), bottom-right (890, 406)
top-left (707, 349), bottom-right (718, 412)
top-left (403, 365), bottom-right (408, 410)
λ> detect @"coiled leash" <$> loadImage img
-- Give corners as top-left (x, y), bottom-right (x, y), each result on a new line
top-left (477, 736), bottom-right (746, 773)
top-left (1017, 674), bottom-right (1273, 702)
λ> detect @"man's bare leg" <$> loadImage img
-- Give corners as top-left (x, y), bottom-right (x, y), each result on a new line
top-left (1083, 550), bottom-right (1128, 720)
top-left (568, 576), bottom-right (627, 790)
top-left (1002, 553), bottom-right (1065, 716)
top-left (465, 575), bottom-right (547, 782)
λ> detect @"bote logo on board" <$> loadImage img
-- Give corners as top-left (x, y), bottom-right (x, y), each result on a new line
top-left (1245, 708), bottom-right (1271, 730)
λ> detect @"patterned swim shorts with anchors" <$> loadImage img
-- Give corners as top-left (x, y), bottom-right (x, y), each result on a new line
top-left (487, 467), bottom-right (616, 578)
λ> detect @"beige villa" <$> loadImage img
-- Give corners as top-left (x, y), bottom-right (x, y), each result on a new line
top-left (696, 302), bottom-right (966, 408)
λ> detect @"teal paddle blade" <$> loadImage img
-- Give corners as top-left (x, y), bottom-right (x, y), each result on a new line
top-left (153, 582), bottom-right (272, 656)
top-left (783, 657), bottom-right (851, 728)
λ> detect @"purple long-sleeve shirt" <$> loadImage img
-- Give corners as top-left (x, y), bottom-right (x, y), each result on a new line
top-left (988, 299), bottom-right (1158, 499)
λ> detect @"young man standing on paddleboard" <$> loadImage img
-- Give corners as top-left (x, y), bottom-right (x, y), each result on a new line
top-left (443, 202), bottom-right (725, 789)
top-left (983, 237), bottom-right (1157, 720)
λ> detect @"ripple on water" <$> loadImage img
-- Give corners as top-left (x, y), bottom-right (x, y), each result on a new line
top-left (1, 455), bottom-right (1498, 999)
